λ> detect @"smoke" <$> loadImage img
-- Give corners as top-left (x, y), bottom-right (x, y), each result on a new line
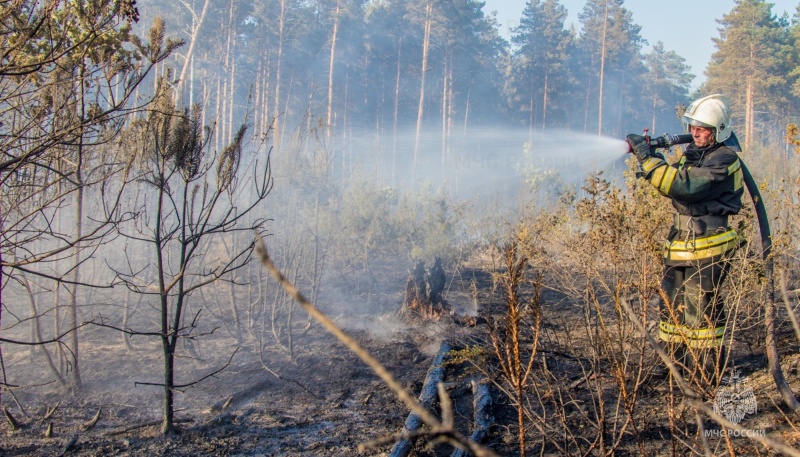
top-left (296, 126), bottom-right (636, 341)
top-left (338, 126), bottom-right (632, 209)
top-left (339, 312), bottom-right (410, 341)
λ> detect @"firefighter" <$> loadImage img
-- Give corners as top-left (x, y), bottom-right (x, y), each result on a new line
top-left (626, 94), bottom-right (744, 387)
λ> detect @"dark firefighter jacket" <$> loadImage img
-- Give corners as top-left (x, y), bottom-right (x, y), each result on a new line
top-left (639, 141), bottom-right (745, 266)
top-left (640, 142), bottom-right (744, 218)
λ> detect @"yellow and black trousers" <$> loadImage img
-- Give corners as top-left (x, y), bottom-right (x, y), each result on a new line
top-left (656, 216), bottom-right (742, 375)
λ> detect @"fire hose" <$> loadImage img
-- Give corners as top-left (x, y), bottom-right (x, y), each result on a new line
top-left (628, 131), bottom-right (800, 413)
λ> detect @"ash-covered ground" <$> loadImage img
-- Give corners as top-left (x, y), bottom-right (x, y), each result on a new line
top-left (2, 266), bottom-right (800, 456)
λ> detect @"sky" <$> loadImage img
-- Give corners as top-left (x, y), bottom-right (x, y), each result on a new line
top-left (483, 0), bottom-right (800, 91)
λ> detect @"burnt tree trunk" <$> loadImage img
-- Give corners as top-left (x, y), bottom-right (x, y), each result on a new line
top-left (401, 258), bottom-right (450, 320)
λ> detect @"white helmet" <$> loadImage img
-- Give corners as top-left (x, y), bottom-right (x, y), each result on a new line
top-left (681, 94), bottom-right (732, 143)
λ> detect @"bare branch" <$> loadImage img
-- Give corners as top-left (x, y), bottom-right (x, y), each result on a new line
top-left (0, 321), bottom-right (93, 346)
top-left (134, 348), bottom-right (239, 391)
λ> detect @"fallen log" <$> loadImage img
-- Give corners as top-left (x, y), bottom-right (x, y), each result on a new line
top-left (389, 340), bottom-right (452, 457)
top-left (451, 378), bottom-right (494, 457)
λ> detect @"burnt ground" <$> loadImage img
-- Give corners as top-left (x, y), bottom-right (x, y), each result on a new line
top-left (2, 268), bottom-right (800, 456)
top-left (1, 313), bottom-right (486, 456)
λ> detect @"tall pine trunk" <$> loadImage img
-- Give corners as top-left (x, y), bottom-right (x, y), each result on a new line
top-left (67, 65), bottom-right (90, 391)
top-left (597, 0), bottom-right (609, 136)
top-left (274, 0), bottom-right (287, 149)
top-left (176, 0), bottom-right (210, 103)
top-left (67, 161), bottom-right (83, 390)
top-left (413, 0), bottom-right (433, 177)
top-left (542, 71), bottom-right (549, 129)
top-left (392, 37), bottom-right (402, 184)
top-left (327, 2), bottom-right (340, 138)
top-left (440, 52), bottom-right (448, 167)
top-left (745, 75), bottom-right (754, 151)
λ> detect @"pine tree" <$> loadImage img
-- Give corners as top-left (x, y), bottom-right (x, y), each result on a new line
top-left (0, 0), bottom-right (180, 393)
top-left (642, 42), bottom-right (693, 133)
top-left (576, 0), bottom-right (645, 136)
top-left (705, 0), bottom-right (790, 149)
top-left (510, 0), bottom-right (573, 130)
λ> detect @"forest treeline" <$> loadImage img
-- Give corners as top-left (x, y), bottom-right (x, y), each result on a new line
top-left (138, 0), bottom-right (799, 152)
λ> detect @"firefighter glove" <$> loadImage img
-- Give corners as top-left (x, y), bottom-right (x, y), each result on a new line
top-left (626, 134), bottom-right (651, 162)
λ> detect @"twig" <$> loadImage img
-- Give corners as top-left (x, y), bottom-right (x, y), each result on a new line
top-left (135, 348), bottom-right (239, 391)
top-left (360, 423), bottom-right (460, 449)
top-left (0, 321), bottom-right (93, 345)
top-left (41, 402), bottom-right (60, 424)
top-left (81, 407), bottom-right (102, 430)
top-left (772, 397), bottom-right (800, 435)
top-left (693, 410), bottom-right (712, 457)
top-left (8, 391), bottom-right (28, 418)
top-left (617, 297), bottom-right (701, 399)
top-left (568, 369), bottom-right (594, 389)
top-left (4, 407), bottom-right (23, 430)
top-left (260, 357), bottom-right (321, 400)
top-left (58, 435), bottom-right (78, 457)
top-left (106, 418), bottom-right (193, 436)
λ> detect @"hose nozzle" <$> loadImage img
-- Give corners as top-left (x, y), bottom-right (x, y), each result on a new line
top-left (649, 133), bottom-right (693, 149)
top-left (626, 131), bottom-right (693, 153)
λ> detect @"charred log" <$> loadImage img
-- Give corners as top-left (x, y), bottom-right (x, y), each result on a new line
top-left (389, 340), bottom-right (452, 457)
top-left (451, 378), bottom-right (494, 457)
